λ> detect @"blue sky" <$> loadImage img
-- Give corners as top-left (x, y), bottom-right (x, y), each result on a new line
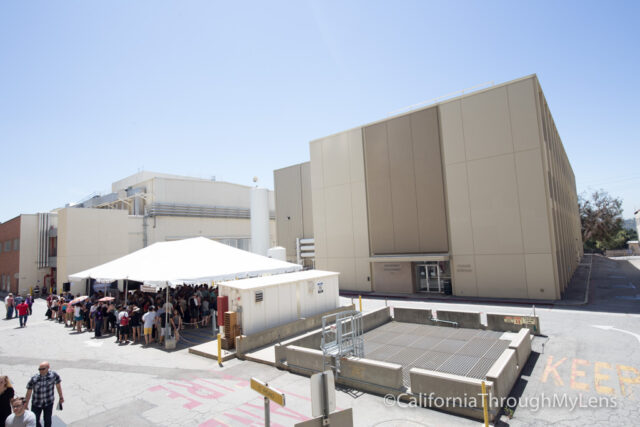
top-left (1, 1), bottom-right (639, 223)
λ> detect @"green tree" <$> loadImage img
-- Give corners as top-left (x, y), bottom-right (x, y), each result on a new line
top-left (579, 190), bottom-right (624, 251)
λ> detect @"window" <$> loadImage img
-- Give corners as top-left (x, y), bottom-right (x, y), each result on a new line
top-left (13, 239), bottom-right (19, 251)
top-left (3, 241), bottom-right (10, 252)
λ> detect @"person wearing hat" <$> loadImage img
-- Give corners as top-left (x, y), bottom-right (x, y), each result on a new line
top-left (4, 293), bottom-right (15, 320)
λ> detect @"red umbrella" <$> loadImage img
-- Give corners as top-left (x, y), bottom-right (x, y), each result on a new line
top-left (98, 296), bottom-right (115, 302)
top-left (70, 295), bottom-right (89, 305)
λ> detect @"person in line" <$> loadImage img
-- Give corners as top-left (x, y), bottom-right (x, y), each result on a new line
top-left (25, 295), bottom-right (33, 316)
top-left (4, 397), bottom-right (36, 427)
top-left (25, 362), bottom-right (63, 427)
top-left (94, 302), bottom-right (104, 338)
top-left (156, 305), bottom-right (167, 346)
top-left (142, 306), bottom-right (157, 346)
top-left (73, 303), bottom-right (82, 332)
top-left (170, 308), bottom-right (182, 342)
top-left (201, 298), bottom-right (210, 327)
top-left (4, 293), bottom-right (14, 320)
top-left (16, 299), bottom-right (30, 328)
top-left (117, 306), bottom-right (130, 344)
top-left (65, 302), bottom-right (74, 328)
top-left (130, 306), bottom-right (142, 344)
top-left (0, 376), bottom-right (15, 425)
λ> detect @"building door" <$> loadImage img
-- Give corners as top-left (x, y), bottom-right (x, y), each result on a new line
top-left (416, 263), bottom-right (442, 293)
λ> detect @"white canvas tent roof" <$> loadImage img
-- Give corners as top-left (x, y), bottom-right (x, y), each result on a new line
top-left (69, 237), bottom-right (303, 287)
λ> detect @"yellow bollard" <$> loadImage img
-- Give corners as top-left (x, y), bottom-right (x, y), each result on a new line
top-left (358, 295), bottom-right (363, 312)
top-left (481, 381), bottom-right (489, 427)
top-left (217, 333), bottom-right (222, 366)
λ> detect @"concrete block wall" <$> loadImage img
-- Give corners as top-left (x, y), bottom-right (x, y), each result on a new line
top-left (409, 368), bottom-right (497, 420)
top-left (487, 313), bottom-right (541, 335)
top-left (339, 357), bottom-right (404, 394)
top-left (435, 310), bottom-right (482, 329)
top-left (485, 348), bottom-right (518, 403)
top-left (362, 306), bottom-right (392, 332)
top-left (284, 346), bottom-right (328, 375)
top-left (393, 307), bottom-right (434, 324)
top-left (508, 328), bottom-right (532, 373)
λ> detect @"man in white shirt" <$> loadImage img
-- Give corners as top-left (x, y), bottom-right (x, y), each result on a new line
top-left (142, 307), bottom-right (156, 346)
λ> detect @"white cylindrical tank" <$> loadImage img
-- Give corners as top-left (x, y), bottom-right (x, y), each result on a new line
top-left (251, 187), bottom-right (270, 256)
top-left (267, 246), bottom-right (286, 262)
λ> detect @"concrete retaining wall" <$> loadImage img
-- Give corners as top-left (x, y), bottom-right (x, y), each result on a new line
top-left (339, 357), bottom-right (404, 394)
top-left (508, 328), bottom-right (532, 373)
top-left (362, 306), bottom-right (392, 332)
top-left (435, 310), bottom-right (481, 329)
top-left (485, 348), bottom-right (518, 402)
top-left (236, 304), bottom-right (355, 356)
top-left (487, 313), bottom-right (541, 335)
top-left (284, 345), bottom-right (328, 375)
top-left (409, 368), bottom-right (497, 420)
top-left (393, 307), bottom-right (433, 325)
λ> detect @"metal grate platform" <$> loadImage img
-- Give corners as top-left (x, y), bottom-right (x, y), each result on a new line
top-left (362, 321), bottom-right (509, 386)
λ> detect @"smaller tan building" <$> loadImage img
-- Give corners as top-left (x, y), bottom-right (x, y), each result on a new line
top-left (275, 75), bottom-right (582, 300)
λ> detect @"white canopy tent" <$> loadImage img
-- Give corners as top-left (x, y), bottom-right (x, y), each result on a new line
top-left (69, 236), bottom-right (303, 287)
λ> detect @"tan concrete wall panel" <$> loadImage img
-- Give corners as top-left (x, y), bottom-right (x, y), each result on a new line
top-left (467, 155), bottom-right (524, 255)
top-left (351, 181), bottom-right (370, 258)
top-left (321, 134), bottom-right (351, 187)
top-left (515, 150), bottom-right (552, 253)
top-left (450, 255), bottom-right (478, 296)
top-left (387, 115), bottom-right (420, 252)
top-left (444, 163), bottom-right (474, 255)
top-left (507, 79), bottom-right (541, 152)
top-left (274, 165), bottom-right (304, 259)
top-left (300, 162), bottom-right (314, 237)
top-left (323, 184), bottom-right (355, 258)
top-left (363, 122), bottom-right (395, 253)
top-left (439, 100), bottom-right (466, 165)
top-left (475, 254), bottom-right (527, 298)
top-left (525, 253), bottom-right (557, 299)
top-left (309, 141), bottom-right (324, 190)
top-left (372, 262), bottom-right (413, 293)
top-left (462, 86), bottom-right (513, 161)
top-left (411, 108), bottom-right (449, 253)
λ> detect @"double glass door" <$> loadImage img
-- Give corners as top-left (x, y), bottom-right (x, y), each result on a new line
top-left (417, 263), bottom-right (442, 293)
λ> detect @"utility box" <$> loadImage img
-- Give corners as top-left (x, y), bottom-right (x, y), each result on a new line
top-left (218, 270), bottom-right (340, 335)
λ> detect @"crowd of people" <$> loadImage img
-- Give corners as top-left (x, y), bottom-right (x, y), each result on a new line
top-left (44, 284), bottom-right (218, 346)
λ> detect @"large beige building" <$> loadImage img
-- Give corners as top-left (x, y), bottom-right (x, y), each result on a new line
top-left (275, 75), bottom-right (582, 300)
top-left (3, 171), bottom-right (276, 296)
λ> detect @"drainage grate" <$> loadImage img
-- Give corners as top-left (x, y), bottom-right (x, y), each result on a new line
top-left (438, 354), bottom-right (481, 376)
top-left (467, 357), bottom-right (498, 379)
top-left (389, 333), bottom-right (422, 347)
top-left (410, 336), bottom-right (445, 350)
top-left (433, 339), bottom-right (467, 353)
top-left (367, 344), bottom-right (404, 361)
top-left (458, 338), bottom-right (497, 356)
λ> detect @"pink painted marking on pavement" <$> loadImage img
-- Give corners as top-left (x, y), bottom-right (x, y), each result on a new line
top-left (148, 385), bottom-right (202, 409)
top-left (168, 380), bottom-right (225, 400)
top-left (198, 419), bottom-right (229, 427)
top-left (197, 378), bottom-right (236, 392)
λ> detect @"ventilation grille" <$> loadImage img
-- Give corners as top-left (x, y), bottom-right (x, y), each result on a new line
top-left (255, 290), bottom-right (263, 302)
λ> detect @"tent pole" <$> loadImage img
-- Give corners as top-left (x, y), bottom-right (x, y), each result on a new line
top-left (125, 280), bottom-right (128, 306)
